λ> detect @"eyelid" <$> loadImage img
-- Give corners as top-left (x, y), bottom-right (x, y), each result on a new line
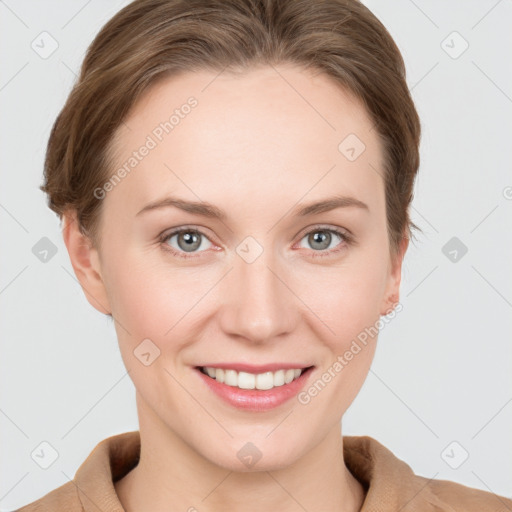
top-left (293, 223), bottom-right (353, 242)
top-left (159, 224), bottom-right (217, 243)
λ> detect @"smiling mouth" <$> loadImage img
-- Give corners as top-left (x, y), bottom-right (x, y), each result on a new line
top-left (197, 365), bottom-right (315, 391)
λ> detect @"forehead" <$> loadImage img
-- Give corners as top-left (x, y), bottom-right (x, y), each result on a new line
top-left (105, 65), bottom-right (384, 219)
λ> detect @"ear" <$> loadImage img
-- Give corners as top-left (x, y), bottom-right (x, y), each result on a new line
top-left (61, 210), bottom-right (112, 315)
top-left (379, 234), bottom-right (409, 316)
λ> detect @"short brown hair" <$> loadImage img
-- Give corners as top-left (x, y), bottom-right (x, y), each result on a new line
top-left (41, 0), bottom-right (421, 259)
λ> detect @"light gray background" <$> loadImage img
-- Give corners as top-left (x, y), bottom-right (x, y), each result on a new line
top-left (1, 0), bottom-right (511, 509)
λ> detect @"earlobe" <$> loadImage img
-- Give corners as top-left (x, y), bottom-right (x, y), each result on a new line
top-left (61, 210), bottom-right (112, 315)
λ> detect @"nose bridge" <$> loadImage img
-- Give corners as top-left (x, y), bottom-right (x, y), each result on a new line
top-left (218, 235), bottom-right (296, 342)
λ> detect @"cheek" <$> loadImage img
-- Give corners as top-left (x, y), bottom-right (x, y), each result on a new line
top-left (99, 244), bottom-right (179, 348)
top-left (105, 242), bottom-right (388, 343)
top-left (108, 269), bottom-right (183, 339)
top-left (303, 256), bottom-right (388, 346)
top-left (104, 262), bottom-right (191, 399)
top-left (103, 250), bottom-right (216, 371)
top-left (298, 267), bottom-right (384, 415)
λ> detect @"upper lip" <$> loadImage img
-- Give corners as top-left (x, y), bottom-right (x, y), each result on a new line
top-left (196, 363), bottom-right (314, 373)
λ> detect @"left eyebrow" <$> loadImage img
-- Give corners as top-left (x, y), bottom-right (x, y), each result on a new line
top-left (135, 194), bottom-right (369, 220)
top-left (293, 195), bottom-right (369, 216)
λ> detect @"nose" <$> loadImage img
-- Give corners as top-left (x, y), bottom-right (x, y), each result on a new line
top-left (217, 241), bottom-right (298, 345)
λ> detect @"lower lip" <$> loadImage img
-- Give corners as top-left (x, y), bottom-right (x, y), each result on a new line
top-left (195, 367), bottom-right (314, 412)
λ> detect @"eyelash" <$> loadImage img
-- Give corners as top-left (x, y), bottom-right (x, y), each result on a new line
top-left (158, 224), bottom-right (353, 260)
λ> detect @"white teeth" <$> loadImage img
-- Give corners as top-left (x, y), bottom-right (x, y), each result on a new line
top-left (202, 367), bottom-right (306, 390)
top-left (255, 372), bottom-right (273, 390)
top-left (273, 369), bottom-right (285, 387)
top-left (284, 369), bottom-right (295, 384)
top-left (224, 369), bottom-right (237, 387)
top-left (238, 371), bottom-right (256, 389)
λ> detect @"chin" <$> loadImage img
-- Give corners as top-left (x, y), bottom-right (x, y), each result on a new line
top-left (199, 437), bottom-right (303, 473)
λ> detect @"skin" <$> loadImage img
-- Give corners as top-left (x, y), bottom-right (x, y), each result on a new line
top-left (62, 64), bottom-right (408, 512)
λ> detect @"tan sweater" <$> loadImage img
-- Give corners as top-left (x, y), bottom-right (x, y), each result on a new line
top-left (15, 431), bottom-right (512, 511)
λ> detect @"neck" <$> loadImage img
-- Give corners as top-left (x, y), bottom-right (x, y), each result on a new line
top-left (115, 395), bottom-right (365, 512)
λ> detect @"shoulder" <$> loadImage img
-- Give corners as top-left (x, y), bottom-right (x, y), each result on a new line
top-left (419, 474), bottom-right (512, 512)
top-left (343, 435), bottom-right (512, 512)
top-left (12, 430), bottom-right (139, 512)
top-left (13, 481), bottom-right (82, 511)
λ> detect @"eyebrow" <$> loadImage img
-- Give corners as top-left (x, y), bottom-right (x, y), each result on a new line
top-left (136, 194), bottom-right (369, 220)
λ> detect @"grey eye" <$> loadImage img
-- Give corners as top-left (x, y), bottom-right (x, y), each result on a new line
top-left (167, 230), bottom-right (212, 253)
top-left (299, 230), bottom-right (343, 252)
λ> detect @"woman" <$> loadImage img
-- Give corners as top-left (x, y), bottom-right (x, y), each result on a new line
top-left (16, 0), bottom-right (511, 510)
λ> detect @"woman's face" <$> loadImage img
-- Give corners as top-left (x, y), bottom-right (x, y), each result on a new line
top-left (71, 64), bottom-right (406, 470)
